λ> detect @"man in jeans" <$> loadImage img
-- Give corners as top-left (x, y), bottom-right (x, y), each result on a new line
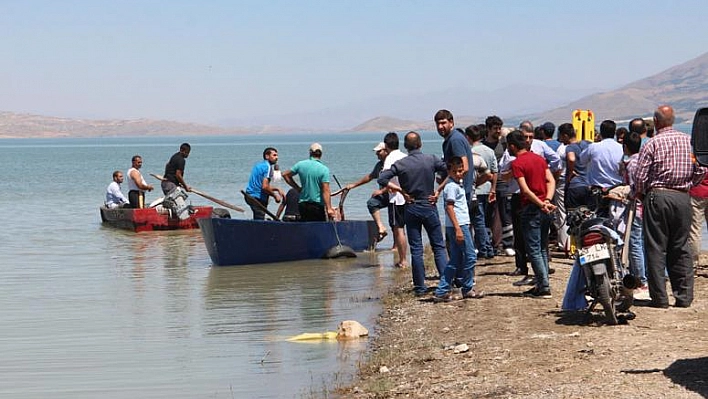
top-left (466, 124), bottom-right (497, 259)
top-left (507, 130), bottom-right (557, 298)
top-left (378, 132), bottom-right (448, 296)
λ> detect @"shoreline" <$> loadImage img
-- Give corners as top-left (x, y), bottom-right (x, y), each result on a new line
top-left (339, 251), bottom-right (708, 398)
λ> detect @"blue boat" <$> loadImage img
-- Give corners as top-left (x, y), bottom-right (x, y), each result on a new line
top-left (198, 218), bottom-right (378, 266)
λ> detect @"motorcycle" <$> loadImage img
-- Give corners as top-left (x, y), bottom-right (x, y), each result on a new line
top-left (564, 206), bottom-right (640, 325)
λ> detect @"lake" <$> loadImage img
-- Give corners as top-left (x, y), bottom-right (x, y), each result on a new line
top-left (0, 132), bottom-right (427, 399)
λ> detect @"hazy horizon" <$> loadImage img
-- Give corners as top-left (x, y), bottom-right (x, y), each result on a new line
top-left (3, 1), bottom-right (708, 128)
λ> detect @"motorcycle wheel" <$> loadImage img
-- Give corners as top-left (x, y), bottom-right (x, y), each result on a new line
top-left (596, 273), bottom-right (618, 325)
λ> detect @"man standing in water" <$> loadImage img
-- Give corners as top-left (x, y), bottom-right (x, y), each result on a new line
top-left (127, 155), bottom-right (154, 208)
top-left (162, 143), bottom-right (191, 195)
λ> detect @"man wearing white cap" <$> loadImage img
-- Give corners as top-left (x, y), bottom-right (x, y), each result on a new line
top-left (282, 143), bottom-right (335, 221)
top-left (343, 142), bottom-right (390, 241)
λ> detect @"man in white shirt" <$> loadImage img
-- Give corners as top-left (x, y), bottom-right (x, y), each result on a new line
top-left (382, 132), bottom-right (409, 268)
top-left (105, 171), bottom-right (129, 208)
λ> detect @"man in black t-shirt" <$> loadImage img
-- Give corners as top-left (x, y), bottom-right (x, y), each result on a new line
top-left (161, 143), bottom-right (192, 194)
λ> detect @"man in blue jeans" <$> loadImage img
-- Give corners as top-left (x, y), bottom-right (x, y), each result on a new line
top-left (378, 132), bottom-right (448, 296)
top-left (465, 124), bottom-right (497, 258)
top-left (507, 130), bottom-right (557, 298)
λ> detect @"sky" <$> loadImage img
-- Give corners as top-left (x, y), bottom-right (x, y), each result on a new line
top-left (2, 0), bottom-right (708, 127)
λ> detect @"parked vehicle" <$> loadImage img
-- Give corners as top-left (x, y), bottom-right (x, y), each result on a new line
top-left (565, 206), bottom-right (640, 324)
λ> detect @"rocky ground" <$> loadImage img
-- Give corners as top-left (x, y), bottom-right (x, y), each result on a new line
top-left (339, 251), bottom-right (708, 398)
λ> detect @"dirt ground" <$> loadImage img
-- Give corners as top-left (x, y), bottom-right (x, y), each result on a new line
top-left (339, 250), bottom-right (708, 398)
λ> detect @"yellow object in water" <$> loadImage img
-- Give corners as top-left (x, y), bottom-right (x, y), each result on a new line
top-left (286, 331), bottom-right (339, 342)
top-left (572, 109), bottom-right (595, 142)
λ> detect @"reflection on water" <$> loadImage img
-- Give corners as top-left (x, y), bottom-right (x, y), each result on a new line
top-left (0, 219), bottom-right (398, 398)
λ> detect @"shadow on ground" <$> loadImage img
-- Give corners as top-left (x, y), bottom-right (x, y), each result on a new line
top-left (663, 357), bottom-right (708, 398)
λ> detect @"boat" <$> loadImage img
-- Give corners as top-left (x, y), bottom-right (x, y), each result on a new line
top-left (100, 205), bottom-right (216, 232)
top-left (198, 217), bottom-right (377, 266)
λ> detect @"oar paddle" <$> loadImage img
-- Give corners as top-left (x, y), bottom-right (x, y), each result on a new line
top-left (241, 190), bottom-right (280, 221)
top-left (331, 174), bottom-right (348, 221)
top-left (149, 173), bottom-right (245, 213)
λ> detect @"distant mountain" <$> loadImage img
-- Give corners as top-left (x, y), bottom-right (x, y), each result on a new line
top-left (220, 84), bottom-right (596, 131)
top-left (351, 116), bottom-right (425, 132)
top-left (0, 111), bottom-right (243, 138)
top-left (532, 52), bottom-right (708, 125)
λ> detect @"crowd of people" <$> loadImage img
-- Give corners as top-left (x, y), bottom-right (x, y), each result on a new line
top-left (243, 104), bottom-right (707, 309)
top-left (108, 104), bottom-right (707, 310)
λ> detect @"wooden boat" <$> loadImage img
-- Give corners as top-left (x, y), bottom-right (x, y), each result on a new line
top-left (198, 217), bottom-right (377, 266)
top-left (100, 205), bottom-right (215, 232)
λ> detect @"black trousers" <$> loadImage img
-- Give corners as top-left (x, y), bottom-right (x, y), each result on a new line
top-left (299, 202), bottom-right (326, 222)
top-left (128, 190), bottom-right (144, 208)
top-left (643, 189), bottom-right (694, 306)
top-left (248, 197), bottom-right (268, 220)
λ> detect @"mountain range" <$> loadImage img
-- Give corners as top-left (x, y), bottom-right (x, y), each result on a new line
top-left (1, 51), bottom-right (707, 138)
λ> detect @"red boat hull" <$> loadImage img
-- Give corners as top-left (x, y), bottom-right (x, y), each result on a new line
top-left (100, 205), bottom-right (214, 232)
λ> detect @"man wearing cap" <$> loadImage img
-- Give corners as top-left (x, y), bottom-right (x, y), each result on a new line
top-left (343, 142), bottom-right (390, 241)
top-left (282, 143), bottom-right (335, 222)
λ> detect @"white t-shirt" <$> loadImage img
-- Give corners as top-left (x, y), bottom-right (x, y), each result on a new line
top-left (383, 149), bottom-right (407, 205)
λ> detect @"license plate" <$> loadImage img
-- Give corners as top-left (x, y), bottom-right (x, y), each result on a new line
top-left (578, 243), bottom-right (610, 265)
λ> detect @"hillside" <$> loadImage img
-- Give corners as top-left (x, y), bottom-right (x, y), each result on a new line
top-left (534, 52), bottom-right (708, 124)
top-left (0, 112), bottom-right (244, 138)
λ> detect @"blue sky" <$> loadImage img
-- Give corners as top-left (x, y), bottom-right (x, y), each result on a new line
top-left (2, 0), bottom-right (707, 126)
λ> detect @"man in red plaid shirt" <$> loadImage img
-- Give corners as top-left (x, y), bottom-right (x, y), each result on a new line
top-left (633, 105), bottom-right (707, 308)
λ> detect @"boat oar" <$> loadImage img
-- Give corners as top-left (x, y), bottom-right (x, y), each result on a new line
top-left (324, 215), bottom-right (356, 259)
top-left (330, 174), bottom-right (348, 221)
top-left (241, 190), bottom-right (280, 221)
top-left (149, 173), bottom-right (245, 213)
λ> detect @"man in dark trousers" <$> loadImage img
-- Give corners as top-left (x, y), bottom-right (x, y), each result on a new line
top-left (162, 143), bottom-right (191, 194)
top-left (378, 132), bottom-right (448, 296)
top-left (633, 105), bottom-right (706, 308)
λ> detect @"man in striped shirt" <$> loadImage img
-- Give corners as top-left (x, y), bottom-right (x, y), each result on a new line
top-left (633, 105), bottom-right (707, 308)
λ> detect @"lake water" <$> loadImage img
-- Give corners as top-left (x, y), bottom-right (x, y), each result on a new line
top-left (0, 132), bottom-right (435, 399)
top-left (1, 130), bottom-right (706, 398)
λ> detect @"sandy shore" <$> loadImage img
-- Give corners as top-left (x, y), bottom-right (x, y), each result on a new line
top-left (339, 251), bottom-right (708, 398)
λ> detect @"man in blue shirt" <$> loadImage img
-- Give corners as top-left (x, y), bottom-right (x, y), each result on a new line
top-left (245, 147), bottom-right (284, 220)
top-left (540, 122), bottom-right (561, 152)
top-left (579, 120), bottom-right (624, 215)
top-left (378, 132), bottom-right (448, 296)
top-left (434, 110), bottom-right (476, 205)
